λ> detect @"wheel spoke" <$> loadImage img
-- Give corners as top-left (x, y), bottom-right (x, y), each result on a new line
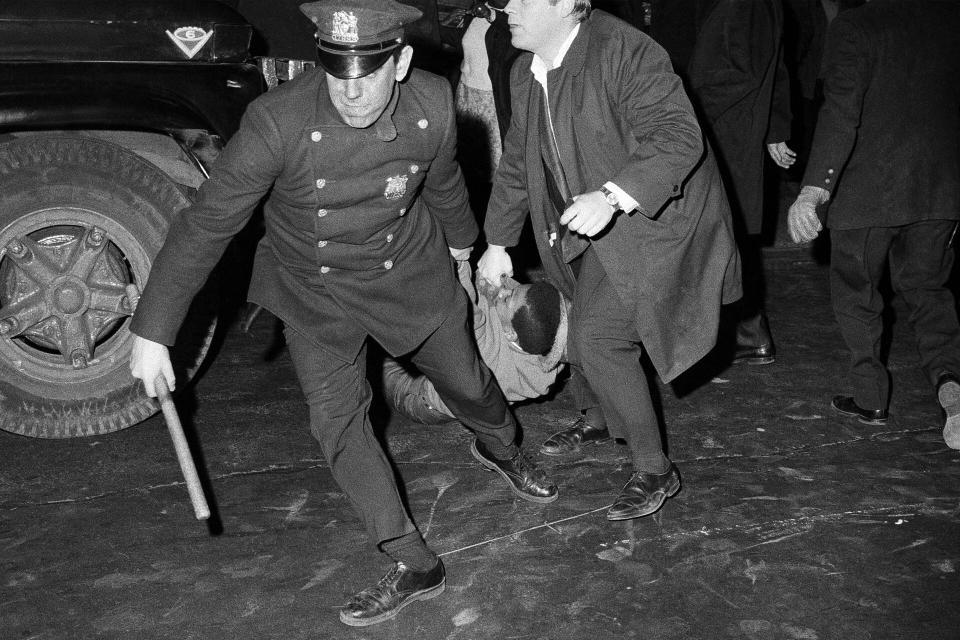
top-left (58, 315), bottom-right (94, 368)
top-left (3, 237), bottom-right (59, 286)
top-left (66, 227), bottom-right (109, 282)
top-left (88, 284), bottom-right (133, 316)
top-left (0, 291), bottom-right (52, 338)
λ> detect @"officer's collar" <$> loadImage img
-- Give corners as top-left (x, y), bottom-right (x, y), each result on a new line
top-left (371, 81), bottom-right (401, 142)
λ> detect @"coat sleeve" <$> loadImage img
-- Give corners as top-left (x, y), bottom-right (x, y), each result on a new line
top-left (420, 82), bottom-right (478, 251)
top-left (130, 100), bottom-right (285, 345)
top-left (612, 35), bottom-right (705, 218)
top-left (484, 58), bottom-right (534, 247)
top-left (800, 14), bottom-right (870, 195)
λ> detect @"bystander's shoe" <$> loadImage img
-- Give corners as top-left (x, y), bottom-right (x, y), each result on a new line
top-left (471, 440), bottom-right (559, 503)
top-left (937, 374), bottom-right (960, 450)
top-left (607, 464), bottom-right (681, 520)
top-left (540, 417), bottom-right (611, 456)
top-left (733, 343), bottom-right (776, 365)
top-left (339, 560), bottom-right (445, 627)
top-left (831, 395), bottom-right (888, 425)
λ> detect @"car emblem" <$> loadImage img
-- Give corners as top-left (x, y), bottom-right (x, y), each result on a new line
top-left (166, 26), bottom-right (214, 59)
top-left (332, 11), bottom-right (359, 43)
top-left (384, 175), bottom-right (408, 200)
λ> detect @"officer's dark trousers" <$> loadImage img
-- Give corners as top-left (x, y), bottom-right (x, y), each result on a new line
top-left (567, 247), bottom-right (667, 473)
top-left (831, 221), bottom-right (960, 410)
top-left (284, 309), bottom-right (516, 547)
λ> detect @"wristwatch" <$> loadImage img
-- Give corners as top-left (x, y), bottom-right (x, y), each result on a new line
top-left (599, 185), bottom-right (620, 210)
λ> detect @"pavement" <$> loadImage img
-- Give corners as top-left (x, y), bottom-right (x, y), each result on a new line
top-left (2, 240), bottom-right (959, 640)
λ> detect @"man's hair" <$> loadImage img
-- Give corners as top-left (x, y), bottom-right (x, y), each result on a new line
top-left (548, 0), bottom-right (591, 21)
top-left (511, 282), bottom-right (563, 356)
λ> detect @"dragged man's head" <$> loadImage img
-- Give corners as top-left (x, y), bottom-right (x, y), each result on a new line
top-left (496, 281), bottom-right (564, 356)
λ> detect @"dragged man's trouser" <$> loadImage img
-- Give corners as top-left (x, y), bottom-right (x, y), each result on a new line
top-left (284, 308), bottom-right (516, 546)
top-left (831, 220), bottom-right (960, 410)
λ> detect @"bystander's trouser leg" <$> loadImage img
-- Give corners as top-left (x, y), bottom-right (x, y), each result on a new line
top-left (830, 227), bottom-right (893, 412)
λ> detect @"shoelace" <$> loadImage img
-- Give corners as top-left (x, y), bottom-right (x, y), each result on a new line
top-left (350, 564), bottom-right (405, 610)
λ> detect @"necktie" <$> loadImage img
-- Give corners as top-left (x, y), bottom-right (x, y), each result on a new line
top-left (538, 88), bottom-right (571, 216)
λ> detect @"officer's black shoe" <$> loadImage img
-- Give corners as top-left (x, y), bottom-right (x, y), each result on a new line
top-left (471, 440), bottom-right (559, 503)
top-left (541, 417), bottom-right (611, 456)
top-left (733, 343), bottom-right (776, 365)
top-left (607, 464), bottom-right (681, 520)
top-left (937, 374), bottom-right (960, 450)
top-left (339, 560), bottom-right (445, 627)
top-left (831, 395), bottom-right (888, 425)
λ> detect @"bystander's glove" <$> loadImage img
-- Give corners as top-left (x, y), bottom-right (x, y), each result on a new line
top-left (788, 185), bottom-right (829, 244)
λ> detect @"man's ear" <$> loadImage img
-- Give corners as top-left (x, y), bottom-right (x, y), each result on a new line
top-left (557, 0), bottom-right (577, 18)
top-left (502, 322), bottom-right (518, 344)
top-left (394, 45), bottom-right (414, 81)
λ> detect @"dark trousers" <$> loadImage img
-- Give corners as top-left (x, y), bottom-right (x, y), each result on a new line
top-left (831, 221), bottom-right (960, 410)
top-left (567, 248), bottom-right (666, 472)
top-left (284, 307), bottom-right (516, 546)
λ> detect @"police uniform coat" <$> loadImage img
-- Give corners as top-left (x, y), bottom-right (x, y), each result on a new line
top-left (686, 0), bottom-right (792, 235)
top-left (484, 10), bottom-right (741, 383)
top-left (802, 0), bottom-right (960, 229)
top-left (132, 66), bottom-right (477, 361)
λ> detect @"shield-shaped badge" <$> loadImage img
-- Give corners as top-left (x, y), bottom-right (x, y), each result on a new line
top-left (384, 175), bottom-right (408, 201)
top-left (332, 11), bottom-right (359, 43)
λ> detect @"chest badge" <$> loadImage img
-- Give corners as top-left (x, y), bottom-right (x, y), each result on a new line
top-left (166, 26), bottom-right (214, 59)
top-left (384, 174), bottom-right (408, 201)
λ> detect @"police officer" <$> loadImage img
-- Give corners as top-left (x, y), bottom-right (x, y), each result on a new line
top-left (129, 0), bottom-right (557, 627)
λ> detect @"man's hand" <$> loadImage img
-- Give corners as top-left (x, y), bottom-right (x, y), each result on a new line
top-left (477, 245), bottom-right (514, 298)
top-left (130, 335), bottom-right (175, 398)
top-left (449, 246), bottom-right (472, 262)
top-left (766, 142), bottom-right (797, 169)
top-left (787, 185), bottom-right (829, 243)
top-left (560, 191), bottom-right (616, 237)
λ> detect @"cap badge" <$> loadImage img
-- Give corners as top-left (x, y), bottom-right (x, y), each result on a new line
top-left (166, 26), bottom-right (214, 59)
top-left (331, 11), bottom-right (360, 43)
top-left (384, 174), bottom-right (408, 200)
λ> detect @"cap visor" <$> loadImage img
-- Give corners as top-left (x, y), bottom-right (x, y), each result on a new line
top-left (317, 49), bottom-right (394, 79)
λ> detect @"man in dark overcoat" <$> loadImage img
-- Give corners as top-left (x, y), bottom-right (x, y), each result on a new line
top-left (478, 0), bottom-right (741, 520)
top-left (687, 0), bottom-right (795, 365)
top-left (129, 0), bottom-right (558, 627)
top-left (788, 0), bottom-right (960, 447)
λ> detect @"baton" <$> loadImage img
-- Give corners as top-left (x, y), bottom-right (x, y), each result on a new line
top-left (155, 375), bottom-right (210, 520)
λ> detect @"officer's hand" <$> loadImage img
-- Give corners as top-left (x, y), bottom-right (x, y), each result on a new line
top-left (560, 191), bottom-right (616, 237)
top-left (449, 246), bottom-right (472, 262)
top-left (130, 334), bottom-right (175, 398)
top-left (477, 245), bottom-right (513, 298)
top-left (788, 185), bottom-right (829, 243)
top-left (767, 142), bottom-right (797, 169)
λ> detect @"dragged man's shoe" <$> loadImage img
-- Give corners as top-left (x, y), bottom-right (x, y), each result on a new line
top-left (733, 343), bottom-right (776, 365)
top-left (937, 374), bottom-right (960, 450)
top-left (541, 417), bottom-right (611, 456)
top-left (831, 395), bottom-right (888, 425)
top-left (471, 440), bottom-right (558, 503)
top-left (607, 464), bottom-right (681, 520)
top-left (339, 560), bottom-right (445, 627)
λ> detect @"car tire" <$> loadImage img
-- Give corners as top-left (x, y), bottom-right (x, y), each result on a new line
top-left (0, 135), bottom-right (217, 438)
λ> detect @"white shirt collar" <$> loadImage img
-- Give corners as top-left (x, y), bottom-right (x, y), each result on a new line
top-left (530, 23), bottom-right (581, 88)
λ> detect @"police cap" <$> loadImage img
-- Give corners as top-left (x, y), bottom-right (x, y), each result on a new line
top-left (300, 0), bottom-right (423, 79)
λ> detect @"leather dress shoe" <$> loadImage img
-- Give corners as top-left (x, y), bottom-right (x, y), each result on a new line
top-left (541, 417), bottom-right (611, 456)
top-left (471, 440), bottom-right (559, 503)
top-left (607, 464), bottom-right (681, 520)
top-left (339, 560), bottom-right (445, 627)
top-left (937, 373), bottom-right (960, 450)
top-left (831, 395), bottom-right (888, 425)
top-left (733, 343), bottom-right (776, 365)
